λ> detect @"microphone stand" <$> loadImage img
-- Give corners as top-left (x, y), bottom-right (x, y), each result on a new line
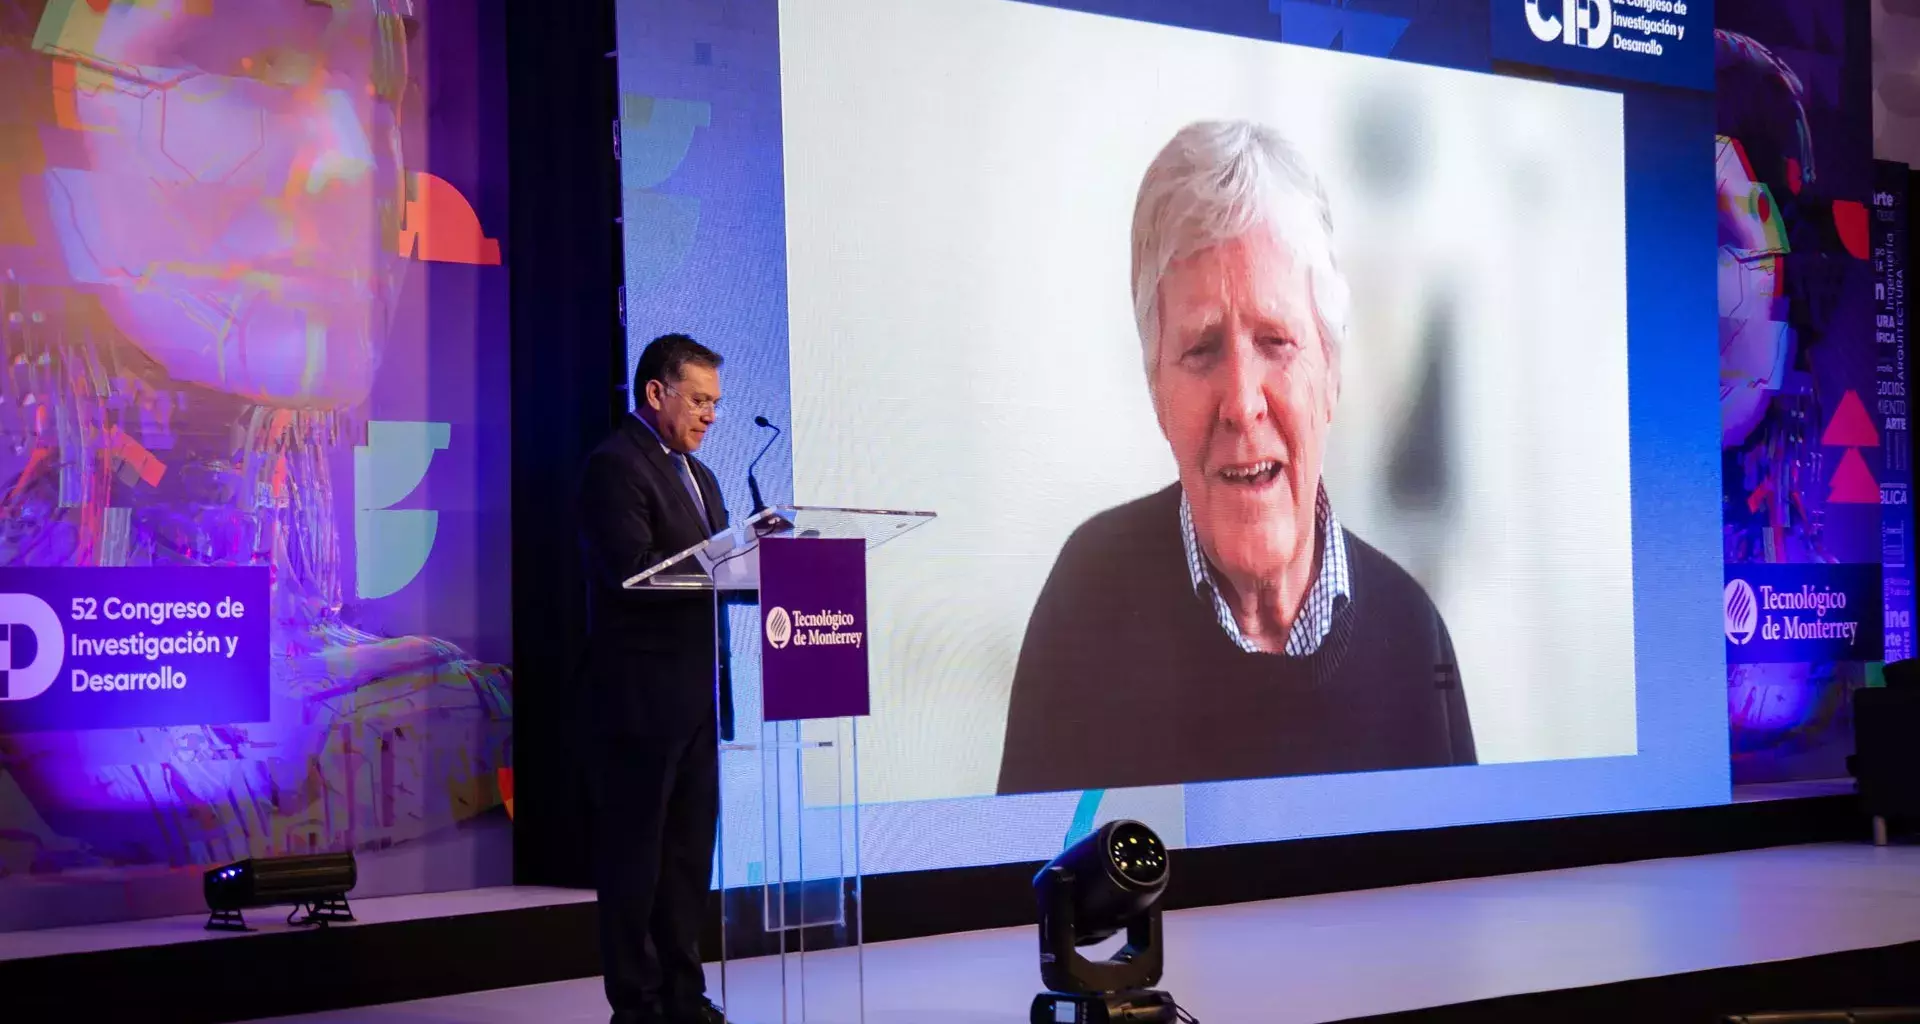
top-left (748, 415), bottom-right (783, 516)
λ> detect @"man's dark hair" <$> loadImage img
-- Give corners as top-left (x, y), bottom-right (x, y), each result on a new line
top-left (634, 333), bottom-right (723, 397)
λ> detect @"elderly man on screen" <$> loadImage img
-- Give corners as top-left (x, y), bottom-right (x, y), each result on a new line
top-left (996, 120), bottom-right (1476, 796)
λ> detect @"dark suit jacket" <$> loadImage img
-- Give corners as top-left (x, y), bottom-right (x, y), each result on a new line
top-left (577, 414), bottom-right (731, 738)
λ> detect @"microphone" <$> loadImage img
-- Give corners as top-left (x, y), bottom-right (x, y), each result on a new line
top-left (748, 415), bottom-right (782, 515)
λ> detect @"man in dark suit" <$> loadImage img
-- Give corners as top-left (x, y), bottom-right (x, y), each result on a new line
top-left (578, 334), bottom-right (730, 1024)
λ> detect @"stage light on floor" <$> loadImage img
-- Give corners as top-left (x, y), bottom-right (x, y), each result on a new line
top-left (203, 852), bottom-right (358, 932)
top-left (1030, 819), bottom-right (1191, 1023)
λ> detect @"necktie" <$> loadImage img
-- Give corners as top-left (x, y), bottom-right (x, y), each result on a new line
top-left (673, 452), bottom-right (708, 524)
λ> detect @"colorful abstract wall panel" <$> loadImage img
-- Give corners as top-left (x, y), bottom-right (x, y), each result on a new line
top-left (0, 0), bottom-right (510, 930)
top-left (1717, 0), bottom-right (1889, 782)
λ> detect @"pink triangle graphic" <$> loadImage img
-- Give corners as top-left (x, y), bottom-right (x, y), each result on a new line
top-left (1828, 447), bottom-right (1881, 504)
top-left (1820, 390), bottom-right (1881, 447)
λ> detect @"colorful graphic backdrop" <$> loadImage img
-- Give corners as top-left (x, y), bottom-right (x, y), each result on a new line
top-left (0, 0), bottom-right (510, 930)
top-left (1715, 0), bottom-right (1903, 783)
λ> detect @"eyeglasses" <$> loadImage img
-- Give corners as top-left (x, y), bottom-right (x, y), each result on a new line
top-left (662, 383), bottom-right (721, 415)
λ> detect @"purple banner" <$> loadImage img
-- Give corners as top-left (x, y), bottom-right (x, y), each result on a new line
top-left (1723, 562), bottom-right (1885, 664)
top-left (759, 538), bottom-right (870, 721)
top-left (0, 567), bottom-right (269, 733)
top-left (0, 0), bottom-right (512, 929)
top-left (1719, 0), bottom-right (1878, 782)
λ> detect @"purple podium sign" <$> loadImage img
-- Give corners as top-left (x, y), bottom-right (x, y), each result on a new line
top-left (0, 566), bottom-right (271, 734)
top-left (759, 537), bottom-right (870, 721)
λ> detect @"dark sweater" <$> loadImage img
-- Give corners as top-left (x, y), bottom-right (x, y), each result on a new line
top-left (997, 484), bottom-right (1475, 795)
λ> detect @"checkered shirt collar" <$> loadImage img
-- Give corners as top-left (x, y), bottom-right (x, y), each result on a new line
top-left (1179, 484), bottom-right (1351, 656)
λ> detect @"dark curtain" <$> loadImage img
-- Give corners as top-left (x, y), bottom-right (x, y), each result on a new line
top-left (508, 0), bottom-right (624, 887)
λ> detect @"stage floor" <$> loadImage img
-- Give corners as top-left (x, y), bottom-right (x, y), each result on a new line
top-left (231, 841), bottom-right (1920, 1024)
top-left (0, 883), bottom-right (594, 965)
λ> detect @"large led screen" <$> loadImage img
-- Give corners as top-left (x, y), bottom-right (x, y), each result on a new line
top-left (616, 0), bottom-right (1727, 881)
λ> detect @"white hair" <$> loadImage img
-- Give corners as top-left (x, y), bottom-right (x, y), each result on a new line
top-left (1130, 120), bottom-right (1350, 381)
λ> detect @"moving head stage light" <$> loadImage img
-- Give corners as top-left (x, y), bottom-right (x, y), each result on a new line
top-left (1031, 820), bottom-right (1193, 1024)
top-left (204, 853), bottom-right (358, 932)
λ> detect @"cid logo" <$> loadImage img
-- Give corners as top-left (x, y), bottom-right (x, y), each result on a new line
top-left (1527, 0), bottom-right (1611, 48)
top-left (0, 593), bottom-right (65, 701)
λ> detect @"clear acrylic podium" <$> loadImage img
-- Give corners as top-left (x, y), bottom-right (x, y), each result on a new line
top-left (625, 505), bottom-right (935, 1024)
